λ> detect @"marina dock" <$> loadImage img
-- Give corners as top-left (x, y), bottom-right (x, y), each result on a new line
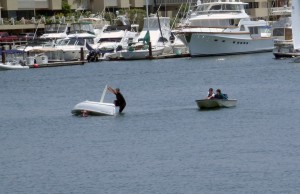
top-left (28, 61), bottom-right (85, 68)
top-left (103, 53), bottom-right (191, 61)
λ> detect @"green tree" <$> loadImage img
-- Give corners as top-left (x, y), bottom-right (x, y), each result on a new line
top-left (118, 9), bottom-right (146, 31)
top-left (62, 0), bottom-right (71, 14)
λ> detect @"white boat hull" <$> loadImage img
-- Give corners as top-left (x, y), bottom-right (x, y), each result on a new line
top-left (0, 63), bottom-right (29, 70)
top-left (72, 100), bottom-right (116, 116)
top-left (179, 33), bottom-right (273, 57)
top-left (120, 47), bottom-right (164, 60)
top-left (196, 99), bottom-right (237, 109)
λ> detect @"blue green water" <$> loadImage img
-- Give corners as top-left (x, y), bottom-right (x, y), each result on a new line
top-left (1, 53), bottom-right (300, 193)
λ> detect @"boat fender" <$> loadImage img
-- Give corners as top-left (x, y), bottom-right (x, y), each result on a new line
top-left (33, 64), bottom-right (39, 68)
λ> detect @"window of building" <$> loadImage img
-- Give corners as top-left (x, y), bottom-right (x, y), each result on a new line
top-left (245, 2), bottom-right (259, 9)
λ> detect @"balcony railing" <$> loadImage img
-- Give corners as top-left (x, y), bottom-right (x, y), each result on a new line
top-left (269, 7), bottom-right (291, 15)
top-left (156, 0), bottom-right (197, 4)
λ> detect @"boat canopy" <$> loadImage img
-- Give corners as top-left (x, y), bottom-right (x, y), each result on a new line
top-left (0, 49), bottom-right (25, 55)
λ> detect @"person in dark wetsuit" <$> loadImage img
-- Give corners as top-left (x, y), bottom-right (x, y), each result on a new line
top-left (108, 87), bottom-right (126, 113)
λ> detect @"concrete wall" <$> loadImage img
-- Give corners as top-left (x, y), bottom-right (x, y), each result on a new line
top-left (0, 0), bottom-right (18, 10)
top-left (117, 0), bottom-right (130, 8)
top-left (130, 0), bottom-right (144, 7)
top-left (49, 0), bottom-right (62, 10)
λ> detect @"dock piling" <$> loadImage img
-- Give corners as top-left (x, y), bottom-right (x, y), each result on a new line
top-left (2, 46), bottom-right (5, 64)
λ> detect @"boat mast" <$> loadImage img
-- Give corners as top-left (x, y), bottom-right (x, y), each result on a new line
top-left (154, 0), bottom-right (165, 44)
top-left (146, 0), bottom-right (149, 31)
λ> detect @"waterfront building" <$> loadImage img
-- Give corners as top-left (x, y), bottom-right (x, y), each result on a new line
top-left (244, 0), bottom-right (291, 20)
top-left (0, 0), bottom-right (293, 34)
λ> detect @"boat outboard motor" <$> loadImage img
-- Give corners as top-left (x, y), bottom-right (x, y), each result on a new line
top-left (169, 33), bottom-right (175, 43)
top-left (87, 50), bottom-right (99, 62)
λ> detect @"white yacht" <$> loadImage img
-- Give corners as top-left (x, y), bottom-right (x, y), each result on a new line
top-left (96, 15), bottom-right (139, 59)
top-left (16, 23), bottom-right (68, 52)
top-left (118, 14), bottom-right (187, 60)
top-left (175, 0), bottom-right (273, 57)
top-left (78, 15), bottom-right (110, 43)
top-left (272, 16), bottom-right (296, 58)
top-left (39, 23), bottom-right (68, 40)
top-left (55, 22), bottom-right (96, 61)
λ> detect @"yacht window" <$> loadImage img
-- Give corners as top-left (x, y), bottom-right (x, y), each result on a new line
top-left (240, 25), bottom-right (245, 31)
top-left (77, 39), bottom-right (86, 46)
top-left (249, 27), bottom-right (259, 34)
top-left (98, 38), bottom-right (122, 43)
top-left (285, 28), bottom-right (292, 40)
top-left (210, 5), bottom-right (222, 10)
top-left (273, 28), bottom-right (284, 36)
top-left (86, 38), bottom-right (94, 44)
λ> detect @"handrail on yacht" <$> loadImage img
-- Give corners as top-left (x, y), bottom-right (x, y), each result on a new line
top-left (202, 0), bottom-right (244, 3)
top-left (196, 10), bottom-right (242, 15)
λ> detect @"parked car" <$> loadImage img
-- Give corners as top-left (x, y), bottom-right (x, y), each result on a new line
top-left (0, 32), bottom-right (19, 42)
top-left (19, 33), bottom-right (35, 41)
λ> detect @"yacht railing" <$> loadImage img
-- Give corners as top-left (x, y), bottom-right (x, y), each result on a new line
top-left (195, 10), bottom-right (242, 15)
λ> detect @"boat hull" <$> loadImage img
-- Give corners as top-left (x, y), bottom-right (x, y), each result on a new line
top-left (273, 41), bottom-right (300, 58)
top-left (0, 63), bottom-right (29, 70)
top-left (71, 100), bottom-right (116, 116)
top-left (195, 99), bottom-right (237, 109)
top-left (179, 33), bottom-right (273, 57)
top-left (120, 47), bottom-right (164, 60)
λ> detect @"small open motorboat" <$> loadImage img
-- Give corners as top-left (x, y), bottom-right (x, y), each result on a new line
top-left (0, 49), bottom-right (29, 70)
top-left (0, 62), bottom-right (29, 70)
top-left (195, 99), bottom-right (237, 109)
top-left (71, 85), bottom-right (116, 116)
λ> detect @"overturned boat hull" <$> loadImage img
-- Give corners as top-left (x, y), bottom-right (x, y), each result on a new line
top-left (71, 100), bottom-right (116, 116)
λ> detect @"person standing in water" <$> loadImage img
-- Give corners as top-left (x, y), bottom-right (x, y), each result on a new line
top-left (108, 87), bottom-right (126, 113)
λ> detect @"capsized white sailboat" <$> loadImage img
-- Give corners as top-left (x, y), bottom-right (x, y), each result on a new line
top-left (71, 85), bottom-right (116, 116)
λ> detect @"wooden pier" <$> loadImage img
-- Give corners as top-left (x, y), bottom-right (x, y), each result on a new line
top-left (103, 53), bottom-right (191, 61)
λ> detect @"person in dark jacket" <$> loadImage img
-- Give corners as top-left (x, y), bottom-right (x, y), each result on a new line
top-left (214, 89), bottom-right (226, 99)
top-left (108, 87), bottom-right (126, 113)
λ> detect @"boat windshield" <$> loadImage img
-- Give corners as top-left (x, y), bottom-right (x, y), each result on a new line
top-left (195, 3), bottom-right (245, 14)
top-left (70, 23), bottom-right (95, 34)
top-left (98, 38), bottom-right (122, 44)
top-left (44, 24), bottom-right (67, 33)
top-left (57, 38), bottom-right (94, 46)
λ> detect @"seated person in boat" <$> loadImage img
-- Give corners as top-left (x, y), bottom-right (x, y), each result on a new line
top-left (108, 86), bottom-right (126, 113)
top-left (207, 88), bottom-right (215, 99)
top-left (214, 89), bottom-right (227, 99)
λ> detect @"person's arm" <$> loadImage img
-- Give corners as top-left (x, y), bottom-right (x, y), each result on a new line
top-left (207, 93), bottom-right (215, 99)
top-left (107, 87), bottom-right (116, 94)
